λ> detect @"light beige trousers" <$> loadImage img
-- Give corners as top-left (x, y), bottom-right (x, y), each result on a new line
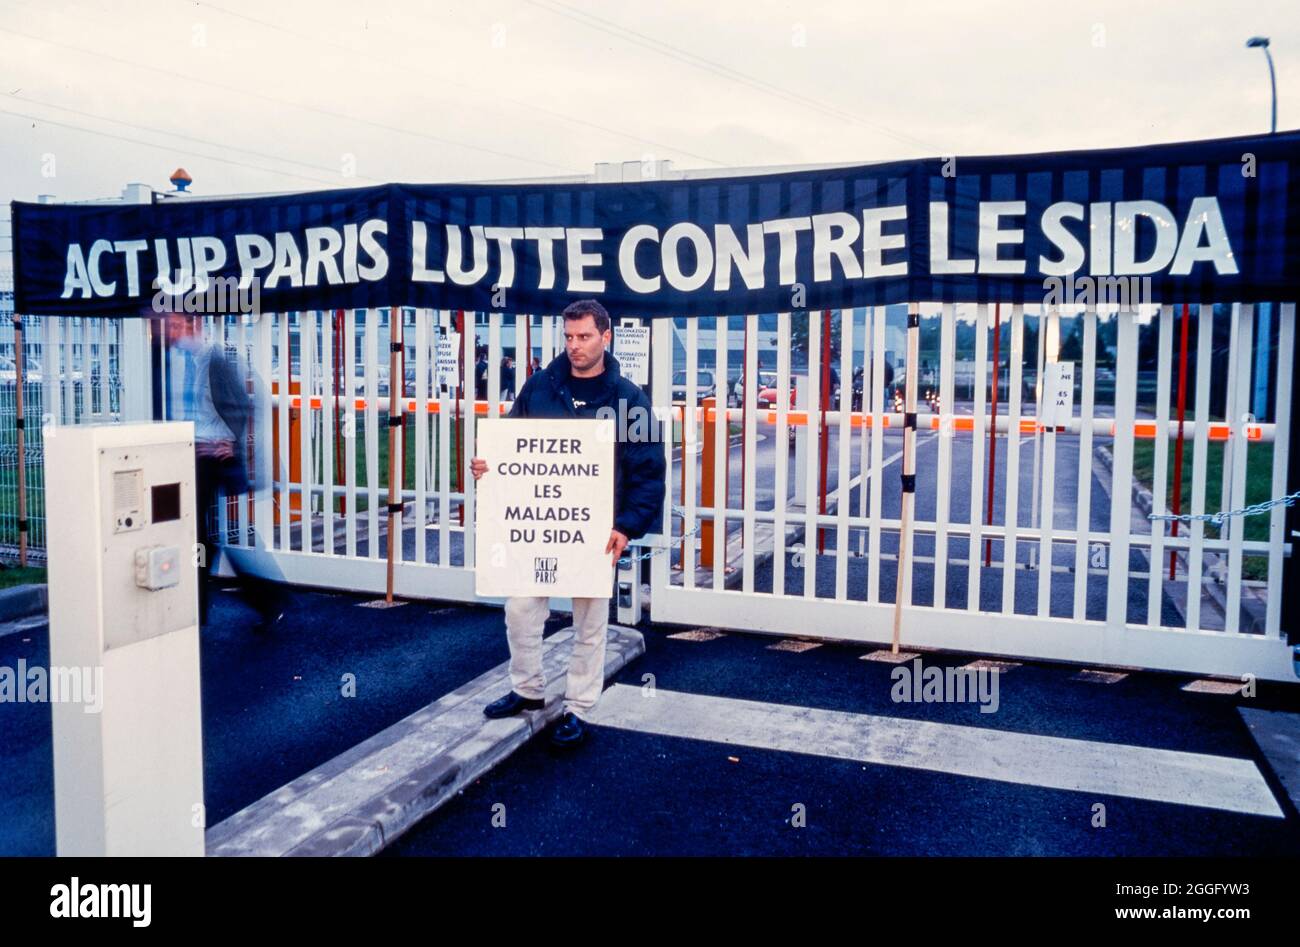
top-left (504, 596), bottom-right (609, 720)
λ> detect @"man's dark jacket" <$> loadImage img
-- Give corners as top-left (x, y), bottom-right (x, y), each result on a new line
top-left (507, 350), bottom-right (666, 541)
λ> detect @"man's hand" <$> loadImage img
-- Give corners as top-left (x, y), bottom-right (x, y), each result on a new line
top-left (211, 440), bottom-right (235, 461)
top-left (605, 528), bottom-right (629, 565)
top-left (470, 457), bottom-right (488, 481)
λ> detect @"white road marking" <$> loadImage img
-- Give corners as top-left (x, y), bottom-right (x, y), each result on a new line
top-left (588, 684), bottom-right (1283, 818)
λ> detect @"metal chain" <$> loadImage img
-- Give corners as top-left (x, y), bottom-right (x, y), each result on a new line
top-left (621, 505), bottom-right (703, 562)
top-left (1148, 490), bottom-right (1300, 527)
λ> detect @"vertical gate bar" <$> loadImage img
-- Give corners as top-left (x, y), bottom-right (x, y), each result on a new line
top-left (1186, 304), bottom-right (1214, 631)
top-left (46, 318), bottom-right (62, 429)
top-left (1106, 310), bottom-right (1139, 628)
top-left (967, 304), bottom-right (989, 610)
top-left (462, 311), bottom-right (477, 569)
top-left (237, 315), bottom-right (251, 546)
top-left (215, 316), bottom-right (230, 544)
top-left (857, 307), bottom-right (871, 557)
top-left (650, 317), bottom-right (673, 614)
top-left (1001, 304), bottom-right (1025, 613)
top-left (488, 312), bottom-right (501, 416)
top-left (301, 311), bottom-right (316, 553)
top-left (713, 315), bottom-right (729, 591)
top-left (397, 309), bottom-right (407, 560)
top-left (1029, 306), bottom-right (1047, 569)
top-left (1148, 305), bottom-right (1173, 625)
top-left (803, 311), bottom-right (820, 598)
top-left (385, 308), bottom-right (403, 599)
top-left (364, 309), bottom-right (379, 559)
top-left (892, 301), bottom-right (921, 649)
top-left (62, 319), bottom-right (74, 425)
top-left (541, 314), bottom-right (555, 366)
top-left (437, 310), bottom-right (452, 568)
top-left (320, 310), bottom-right (335, 555)
top-left (1221, 303), bottom-right (1241, 526)
top-left (867, 306), bottom-right (886, 604)
top-left (772, 312), bottom-right (790, 596)
top-left (98, 318), bottom-right (110, 419)
top-left (742, 314), bottom-right (758, 594)
top-left (277, 313), bottom-right (291, 552)
top-left (834, 307), bottom-right (853, 601)
top-left (513, 314), bottom-right (528, 398)
top-left (1265, 303), bottom-right (1295, 637)
top-left (985, 304), bottom-right (1002, 566)
top-left (684, 318), bottom-right (699, 590)
top-left (415, 309), bottom-right (430, 565)
top-left (1072, 311), bottom-right (1098, 620)
top-left (253, 311), bottom-right (273, 552)
top-left (1036, 310), bottom-right (1060, 618)
top-left (1225, 303), bottom-right (1255, 633)
top-left (344, 310), bottom-right (358, 558)
top-left (1170, 303), bottom-right (1192, 578)
top-left (934, 303), bottom-right (956, 606)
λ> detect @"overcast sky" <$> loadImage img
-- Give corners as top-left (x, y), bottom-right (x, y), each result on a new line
top-left (0, 0), bottom-right (1294, 223)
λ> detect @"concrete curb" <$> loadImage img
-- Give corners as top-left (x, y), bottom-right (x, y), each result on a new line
top-left (0, 584), bottom-right (47, 623)
top-left (205, 623), bottom-right (646, 857)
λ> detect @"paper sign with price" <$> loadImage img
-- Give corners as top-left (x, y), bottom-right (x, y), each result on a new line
top-left (474, 417), bottom-right (615, 598)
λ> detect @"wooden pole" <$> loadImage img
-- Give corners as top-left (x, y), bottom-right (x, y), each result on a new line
top-left (817, 309), bottom-right (831, 554)
top-left (385, 307), bottom-right (404, 603)
top-left (892, 302), bottom-right (920, 653)
top-left (1170, 302), bottom-right (1190, 579)
top-left (700, 396), bottom-right (717, 568)
top-left (13, 315), bottom-right (27, 567)
top-left (455, 309), bottom-right (465, 526)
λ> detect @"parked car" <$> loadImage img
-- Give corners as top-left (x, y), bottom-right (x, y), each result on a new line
top-left (732, 371), bottom-right (779, 406)
top-left (757, 381), bottom-right (796, 410)
top-left (671, 369), bottom-right (717, 404)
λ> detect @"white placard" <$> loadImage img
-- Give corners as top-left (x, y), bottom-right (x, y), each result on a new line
top-left (613, 321), bottom-right (650, 386)
top-left (474, 417), bottom-right (616, 598)
top-left (1040, 361), bottom-right (1075, 429)
top-left (435, 332), bottom-right (460, 389)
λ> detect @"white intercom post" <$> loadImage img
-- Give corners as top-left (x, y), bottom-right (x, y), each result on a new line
top-left (47, 421), bottom-right (205, 856)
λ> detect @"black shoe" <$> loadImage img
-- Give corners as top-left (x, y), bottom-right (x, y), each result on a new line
top-left (549, 712), bottom-right (587, 747)
top-left (483, 690), bottom-right (545, 719)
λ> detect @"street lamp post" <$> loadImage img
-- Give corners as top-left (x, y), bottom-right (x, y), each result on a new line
top-left (1246, 36), bottom-right (1278, 134)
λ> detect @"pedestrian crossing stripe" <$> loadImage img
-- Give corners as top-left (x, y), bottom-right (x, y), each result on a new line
top-left (587, 685), bottom-right (1283, 818)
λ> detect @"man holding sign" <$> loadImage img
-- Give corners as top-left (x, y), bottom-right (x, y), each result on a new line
top-left (471, 300), bottom-right (665, 747)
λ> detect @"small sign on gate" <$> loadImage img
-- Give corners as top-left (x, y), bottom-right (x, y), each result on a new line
top-left (435, 332), bottom-right (461, 390)
top-left (613, 319), bottom-right (650, 386)
top-left (1040, 361), bottom-right (1075, 431)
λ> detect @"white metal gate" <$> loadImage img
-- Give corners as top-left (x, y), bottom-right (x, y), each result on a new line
top-left (201, 300), bottom-right (1298, 681)
top-left (213, 309), bottom-right (576, 604)
top-left (646, 303), bottom-right (1296, 682)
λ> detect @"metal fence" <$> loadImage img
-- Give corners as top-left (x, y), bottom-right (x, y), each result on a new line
top-left (0, 306), bottom-right (127, 560)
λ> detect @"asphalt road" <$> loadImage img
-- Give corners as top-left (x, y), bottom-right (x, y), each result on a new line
top-left (3, 584), bottom-right (1295, 858)
top-left (384, 620), bottom-right (1300, 857)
